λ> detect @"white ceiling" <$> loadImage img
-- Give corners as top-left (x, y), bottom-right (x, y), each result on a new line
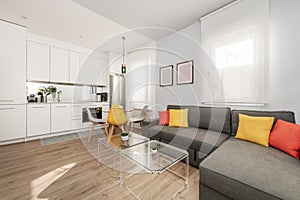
top-left (0, 0), bottom-right (128, 49)
top-left (71, 0), bottom-right (235, 40)
top-left (0, 0), bottom-right (234, 49)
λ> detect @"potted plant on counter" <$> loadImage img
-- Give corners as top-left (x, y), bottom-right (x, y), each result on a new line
top-left (47, 86), bottom-right (57, 101)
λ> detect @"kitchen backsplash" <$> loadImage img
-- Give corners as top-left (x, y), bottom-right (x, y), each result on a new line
top-left (27, 82), bottom-right (108, 102)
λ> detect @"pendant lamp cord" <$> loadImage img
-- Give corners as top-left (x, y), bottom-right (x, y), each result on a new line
top-left (122, 36), bottom-right (126, 64)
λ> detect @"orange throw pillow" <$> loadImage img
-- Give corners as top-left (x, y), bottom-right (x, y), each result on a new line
top-left (158, 111), bottom-right (169, 125)
top-left (269, 119), bottom-right (300, 160)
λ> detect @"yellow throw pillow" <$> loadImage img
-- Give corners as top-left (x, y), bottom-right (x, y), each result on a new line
top-left (169, 109), bottom-right (188, 127)
top-left (235, 114), bottom-right (274, 147)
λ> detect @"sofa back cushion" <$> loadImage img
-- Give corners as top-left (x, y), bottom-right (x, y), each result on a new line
top-left (231, 110), bottom-right (295, 136)
top-left (198, 106), bottom-right (231, 134)
top-left (166, 105), bottom-right (231, 134)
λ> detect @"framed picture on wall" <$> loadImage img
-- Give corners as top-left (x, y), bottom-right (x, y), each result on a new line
top-left (160, 65), bottom-right (173, 86)
top-left (176, 60), bottom-right (194, 85)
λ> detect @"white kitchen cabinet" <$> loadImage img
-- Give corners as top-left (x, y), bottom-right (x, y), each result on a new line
top-left (0, 20), bottom-right (26, 104)
top-left (98, 57), bottom-right (109, 86)
top-left (79, 54), bottom-right (100, 85)
top-left (70, 104), bottom-right (83, 130)
top-left (27, 104), bottom-right (50, 137)
top-left (69, 51), bottom-right (80, 83)
top-left (50, 47), bottom-right (69, 83)
top-left (0, 105), bottom-right (26, 141)
top-left (27, 41), bottom-right (50, 81)
top-left (51, 103), bottom-right (71, 133)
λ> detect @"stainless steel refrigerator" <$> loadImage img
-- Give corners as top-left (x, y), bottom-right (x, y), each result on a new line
top-left (109, 73), bottom-right (125, 108)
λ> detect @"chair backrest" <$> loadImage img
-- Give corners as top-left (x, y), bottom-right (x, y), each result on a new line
top-left (140, 105), bottom-right (148, 117)
top-left (86, 107), bottom-right (94, 121)
top-left (108, 107), bottom-right (127, 125)
top-left (85, 107), bottom-right (100, 123)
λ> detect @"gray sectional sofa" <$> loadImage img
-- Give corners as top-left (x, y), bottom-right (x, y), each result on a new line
top-left (200, 109), bottom-right (300, 200)
top-left (142, 105), bottom-right (232, 167)
top-left (143, 106), bottom-right (300, 200)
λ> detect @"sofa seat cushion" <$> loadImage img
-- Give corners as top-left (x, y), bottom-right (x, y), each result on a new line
top-left (200, 137), bottom-right (300, 200)
top-left (145, 125), bottom-right (229, 152)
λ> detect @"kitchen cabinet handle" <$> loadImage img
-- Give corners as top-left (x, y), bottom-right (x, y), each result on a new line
top-left (72, 117), bottom-right (81, 120)
top-left (0, 107), bottom-right (15, 110)
top-left (0, 100), bottom-right (14, 102)
top-left (32, 105), bottom-right (46, 108)
top-left (72, 105), bottom-right (82, 108)
top-left (56, 105), bottom-right (68, 108)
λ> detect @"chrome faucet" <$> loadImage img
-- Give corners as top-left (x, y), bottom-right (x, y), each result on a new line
top-left (57, 90), bottom-right (62, 102)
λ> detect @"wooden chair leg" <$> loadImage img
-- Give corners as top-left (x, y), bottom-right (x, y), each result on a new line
top-left (108, 125), bottom-right (114, 141)
top-left (88, 123), bottom-right (95, 143)
top-left (129, 122), bottom-right (132, 131)
top-left (103, 123), bottom-right (108, 136)
top-left (121, 125), bottom-right (125, 132)
top-left (140, 121), bottom-right (143, 128)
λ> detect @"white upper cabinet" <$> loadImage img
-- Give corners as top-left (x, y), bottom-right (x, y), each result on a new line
top-left (79, 53), bottom-right (99, 85)
top-left (0, 20), bottom-right (26, 104)
top-left (98, 57), bottom-right (109, 86)
top-left (27, 41), bottom-right (50, 81)
top-left (50, 46), bottom-right (69, 83)
top-left (50, 47), bottom-right (69, 83)
top-left (69, 51), bottom-right (80, 83)
top-left (79, 53), bottom-right (108, 86)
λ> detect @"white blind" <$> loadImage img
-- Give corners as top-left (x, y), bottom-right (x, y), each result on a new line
top-left (201, 0), bottom-right (269, 104)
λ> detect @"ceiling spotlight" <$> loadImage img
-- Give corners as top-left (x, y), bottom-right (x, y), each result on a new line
top-left (78, 35), bottom-right (83, 38)
top-left (21, 16), bottom-right (27, 20)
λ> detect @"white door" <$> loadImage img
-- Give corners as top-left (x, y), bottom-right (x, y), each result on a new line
top-left (27, 104), bottom-right (51, 137)
top-left (50, 47), bottom-right (69, 83)
top-left (0, 20), bottom-right (26, 104)
top-left (27, 41), bottom-right (50, 81)
top-left (51, 104), bottom-right (71, 133)
top-left (69, 51), bottom-right (80, 84)
top-left (0, 105), bottom-right (26, 141)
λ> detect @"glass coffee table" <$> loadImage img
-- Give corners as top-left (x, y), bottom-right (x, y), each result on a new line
top-left (98, 132), bottom-right (150, 178)
top-left (121, 140), bottom-right (189, 200)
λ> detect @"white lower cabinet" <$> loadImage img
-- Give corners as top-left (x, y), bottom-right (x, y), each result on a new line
top-left (27, 104), bottom-right (50, 137)
top-left (70, 104), bottom-right (83, 130)
top-left (51, 104), bottom-right (71, 133)
top-left (0, 105), bottom-right (26, 141)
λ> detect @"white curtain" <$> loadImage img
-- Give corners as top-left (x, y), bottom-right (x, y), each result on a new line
top-left (201, 0), bottom-right (269, 104)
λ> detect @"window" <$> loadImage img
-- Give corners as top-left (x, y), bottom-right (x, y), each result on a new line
top-left (201, 0), bottom-right (269, 104)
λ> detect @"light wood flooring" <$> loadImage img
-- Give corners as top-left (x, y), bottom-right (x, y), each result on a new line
top-left (0, 131), bottom-right (199, 200)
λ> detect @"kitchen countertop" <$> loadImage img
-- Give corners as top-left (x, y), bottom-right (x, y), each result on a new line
top-left (27, 101), bottom-right (109, 104)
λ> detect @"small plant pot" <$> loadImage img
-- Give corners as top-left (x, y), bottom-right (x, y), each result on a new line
top-left (121, 132), bottom-right (129, 141)
top-left (151, 148), bottom-right (157, 154)
top-left (121, 135), bottom-right (129, 141)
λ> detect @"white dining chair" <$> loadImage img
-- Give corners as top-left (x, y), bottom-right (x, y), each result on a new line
top-left (86, 107), bottom-right (108, 143)
top-left (127, 105), bottom-right (148, 131)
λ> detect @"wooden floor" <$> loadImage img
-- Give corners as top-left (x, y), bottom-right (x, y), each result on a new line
top-left (0, 133), bottom-right (199, 200)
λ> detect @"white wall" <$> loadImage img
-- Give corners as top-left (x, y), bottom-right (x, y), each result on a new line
top-left (156, 22), bottom-right (208, 109)
top-left (156, 0), bottom-right (300, 122)
top-left (108, 41), bottom-right (157, 117)
top-left (266, 0), bottom-right (300, 122)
